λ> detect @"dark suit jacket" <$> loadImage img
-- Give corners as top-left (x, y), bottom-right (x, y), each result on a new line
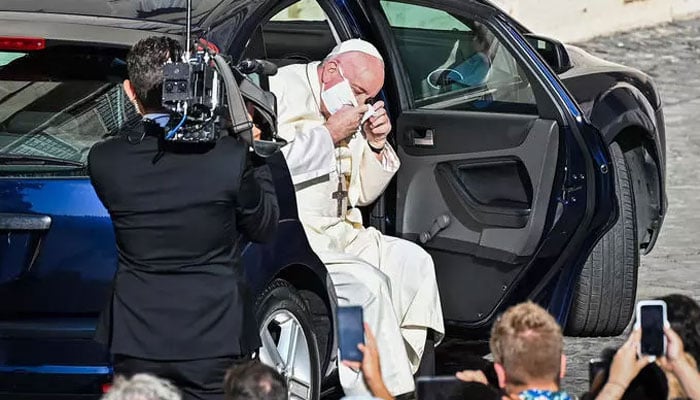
top-left (88, 122), bottom-right (278, 360)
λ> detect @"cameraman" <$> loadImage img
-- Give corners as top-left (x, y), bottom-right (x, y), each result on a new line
top-left (88, 36), bottom-right (279, 400)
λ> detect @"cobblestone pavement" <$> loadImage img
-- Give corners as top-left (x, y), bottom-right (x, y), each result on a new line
top-left (562, 17), bottom-right (700, 395)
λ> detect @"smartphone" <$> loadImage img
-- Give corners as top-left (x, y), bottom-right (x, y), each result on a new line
top-left (337, 306), bottom-right (364, 362)
top-left (417, 376), bottom-right (498, 400)
top-left (416, 376), bottom-right (462, 400)
top-left (634, 300), bottom-right (668, 359)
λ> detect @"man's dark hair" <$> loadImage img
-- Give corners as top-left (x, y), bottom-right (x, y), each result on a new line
top-left (223, 361), bottom-right (287, 400)
top-left (583, 348), bottom-right (668, 400)
top-left (658, 294), bottom-right (700, 367)
top-left (126, 36), bottom-right (181, 110)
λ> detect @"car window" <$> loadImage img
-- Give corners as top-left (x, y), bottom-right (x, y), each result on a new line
top-left (0, 47), bottom-right (138, 176)
top-left (260, 0), bottom-right (338, 65)
top-left (271, 0), bottom-right (327, 21)
top-left (380, 0), bottom-right (537, 114)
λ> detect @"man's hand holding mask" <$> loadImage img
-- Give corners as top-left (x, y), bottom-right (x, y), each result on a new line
top-left (363, 100), bottom-right (390, 151)
top-left (325, 104), bottom-right (369, 144)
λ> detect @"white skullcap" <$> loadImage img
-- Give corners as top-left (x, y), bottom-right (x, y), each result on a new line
top-left (326, 39), bottom-right (383, 62)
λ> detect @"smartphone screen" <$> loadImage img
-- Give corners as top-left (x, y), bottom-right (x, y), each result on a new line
top-left (337, 306), bottom-right (364, 362)
top-left (417, 376), bottom-right (461, 400)
top-left (417, 376), bottom-right (499, 400)
top-left (640, 304), bottom-right (665, 356)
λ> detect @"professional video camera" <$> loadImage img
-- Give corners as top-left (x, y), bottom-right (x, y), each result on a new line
top-left (160, 0), bottom-right (283, 156)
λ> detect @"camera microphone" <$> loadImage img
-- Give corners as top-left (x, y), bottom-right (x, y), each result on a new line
top-left (238, 59), bottom-right (278, 76)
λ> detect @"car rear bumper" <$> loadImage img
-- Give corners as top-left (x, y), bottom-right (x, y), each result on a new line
top-left (0, 318), bottom-right (111, 397)
top-left (0, 366), bottom-right (109, 398)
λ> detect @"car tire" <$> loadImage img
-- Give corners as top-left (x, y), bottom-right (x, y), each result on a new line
top-left (566, 142), bottom-right (639, 337)
top-left (256, 279), bottom-right (322, 400)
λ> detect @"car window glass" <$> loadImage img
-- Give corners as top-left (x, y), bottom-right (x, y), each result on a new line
top-left (381, 2), bottom-right (470, 31)
top-left (0, 52), bottom-right (26, 66)
top-left (271, 0), bottom-right (327, 21)
top-left (0, 47), bottom-right (139, 176)
top-left (260, 0), bottom-right (338, 66)
top-left (380, 0), bottom-right (537, 114)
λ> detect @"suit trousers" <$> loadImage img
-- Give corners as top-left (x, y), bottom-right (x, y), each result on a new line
top-left (112, 354), bottom-right (253, 400)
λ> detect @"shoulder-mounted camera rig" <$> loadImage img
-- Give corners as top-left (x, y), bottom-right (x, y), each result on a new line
top-left (161, 0), bottom-right (283, 157)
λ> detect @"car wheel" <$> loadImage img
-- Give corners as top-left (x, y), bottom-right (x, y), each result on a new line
top-left (256, 279), bottom-right (322, 400)
top-left (566, 142), bottom-right (639, 337)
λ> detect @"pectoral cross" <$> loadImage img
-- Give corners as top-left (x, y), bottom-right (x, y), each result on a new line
top-left (332, 178), bottom-right (348, 218)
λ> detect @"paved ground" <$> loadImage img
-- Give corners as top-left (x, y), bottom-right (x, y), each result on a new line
top-left (563, 17), bottom-right (700, 395)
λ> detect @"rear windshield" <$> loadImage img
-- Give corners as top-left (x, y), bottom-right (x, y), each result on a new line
top-left (0, 46), bottom-right (140, 176)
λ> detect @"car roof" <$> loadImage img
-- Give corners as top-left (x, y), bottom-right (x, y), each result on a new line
top-left (0, 0), bottom-right (245, 47)
top-left (0, 0), bottom-right (234, 26)
top-left (0, 12), bottom-right (182, 47)
top-left (0, 0), bottom-right (523, 49)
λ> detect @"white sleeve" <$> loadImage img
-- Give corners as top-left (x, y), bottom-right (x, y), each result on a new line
top-left (356, 141), bottom-right (400, 206)
top-left (280, 124), bottom-right (336, 185)
top-left (271, 74), bottom-right (336, 186)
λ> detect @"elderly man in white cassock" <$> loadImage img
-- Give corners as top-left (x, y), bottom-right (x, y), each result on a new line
top-left (268, 39), bottom-right (445, 396)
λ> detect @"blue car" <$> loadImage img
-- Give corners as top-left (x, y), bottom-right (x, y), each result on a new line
top-left (0, 0), bottom-right (665, 398)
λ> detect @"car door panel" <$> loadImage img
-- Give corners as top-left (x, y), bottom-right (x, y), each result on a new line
top-left (431, 248), bottom-right (522, 323)
top-left (398, 110), bottom-right (536, 154)
top-left (436, 160), bottom-right (531, 229)
top-left (395, 111), bottom-right (560, 323)
top-left (397, 111), bottom-right (558, 260)
top-left (361, 0), bottom-right (590, 326)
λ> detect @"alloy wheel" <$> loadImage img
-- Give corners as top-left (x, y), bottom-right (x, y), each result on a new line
top-left (259, 309), bottom-right (314, 400)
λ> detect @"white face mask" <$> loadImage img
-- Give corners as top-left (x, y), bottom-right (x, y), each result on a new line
top-left (320, 67), bottom-right (358, 115)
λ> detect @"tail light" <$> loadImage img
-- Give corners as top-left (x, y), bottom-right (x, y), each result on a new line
top-left (102, 383), bottom-right (112, 393)
top-left (0, 37), bottom-right (46, 51)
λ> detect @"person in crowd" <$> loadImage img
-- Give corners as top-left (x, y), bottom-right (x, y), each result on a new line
top-left (342, 323), bottom-right (394, 400)
top-left (223, 361), bottom-right (287, 400)
top-left (102, 374), bottom-right (181, 400)
top-left (593, 296), bottom-right (700, 400)
top-left (659, 294), bottom-right (700, 368)
top-left (456, 301), bottom-right (573, 400)
top-left (345, 323), bottom-right (501, 400)
top-left (587, 329), bottom-right (656, 400)
top-left (268, 37), bottom-right (444, 397)
top-left (656, 294), bottom-right (700, 399)
top-left (89, 36), bottom-right (279, 400)
top-left (594, 325), bottom-right (700, 400)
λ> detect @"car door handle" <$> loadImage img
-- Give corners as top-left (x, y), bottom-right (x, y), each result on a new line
top-left (0, 213), bottom-right (52, 231)
top-left (409, 128), bottom-right (435, 147)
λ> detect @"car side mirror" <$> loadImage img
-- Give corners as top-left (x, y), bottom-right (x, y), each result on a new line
top-left (523, 34), bottom-right (572, 74)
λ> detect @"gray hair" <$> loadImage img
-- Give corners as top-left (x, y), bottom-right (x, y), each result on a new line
top-left (102, 374), bottom-right (182, 400)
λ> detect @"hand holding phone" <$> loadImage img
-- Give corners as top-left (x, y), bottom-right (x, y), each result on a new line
top-left (588, 357), bottom-right (608, 388)
top-left (634, 300), bottom-right (668, 360)
top-left (337, 306), bottom-right (364, 362)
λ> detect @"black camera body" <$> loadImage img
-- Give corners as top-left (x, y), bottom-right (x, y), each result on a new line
top-left (161, 49), bottom-right (221, 143)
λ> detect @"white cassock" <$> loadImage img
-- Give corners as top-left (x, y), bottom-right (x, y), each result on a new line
top-left (269, 62), bottom-right (444, 396)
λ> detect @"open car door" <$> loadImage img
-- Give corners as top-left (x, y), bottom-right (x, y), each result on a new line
top-left (363, 0), bottom-right (615, 333)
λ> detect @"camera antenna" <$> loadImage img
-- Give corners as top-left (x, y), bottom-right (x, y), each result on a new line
top-left (184, 0), bottom-right (192, 61)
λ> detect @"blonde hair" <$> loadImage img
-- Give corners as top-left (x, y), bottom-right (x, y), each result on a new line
top-left (101, 374), bottom-right (181, 400)
top-left (490, 301), bottom-right (564, 385)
